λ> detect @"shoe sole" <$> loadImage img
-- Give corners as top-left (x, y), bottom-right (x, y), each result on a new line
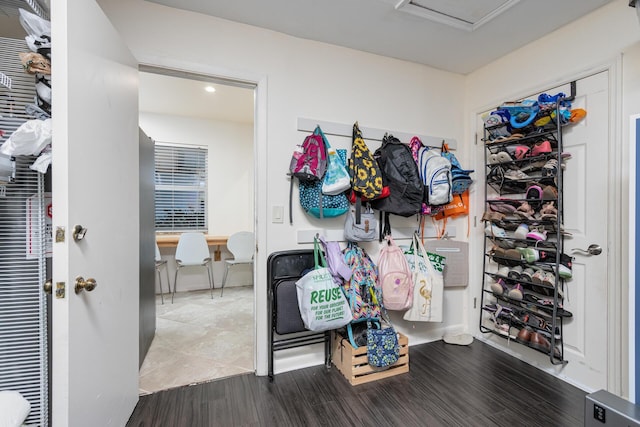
top-left (508, 288), bottom-right (523, 300)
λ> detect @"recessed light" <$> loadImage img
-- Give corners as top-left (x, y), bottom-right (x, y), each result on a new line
top-left (205, 86), bottom-right (216, 93)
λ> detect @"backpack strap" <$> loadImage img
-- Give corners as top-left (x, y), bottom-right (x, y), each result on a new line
top-left (347, 318), bottom-right (380, 349)
top-left (289, 176), bottom-right (294, 225)
top-left (379, 211), bottom-right (391, 242)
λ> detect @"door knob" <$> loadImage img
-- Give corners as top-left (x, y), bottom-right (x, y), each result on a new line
top-left (571, 244), bottom-right (602, 256)
top-left (43, 279), bottom-right (52, 295)
top-left (75, 276), bottom-right (97, 294)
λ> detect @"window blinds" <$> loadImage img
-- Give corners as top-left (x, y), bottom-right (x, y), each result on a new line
top-left (154, 143), bottom-right (208, 232)
top-left (0, 36), bottom-right (48, 426)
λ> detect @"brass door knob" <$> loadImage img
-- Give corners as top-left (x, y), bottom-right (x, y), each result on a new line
top-left (43, 279), bottom-right (52, 295)
top-left (75, 276), bottom-right (97, 294)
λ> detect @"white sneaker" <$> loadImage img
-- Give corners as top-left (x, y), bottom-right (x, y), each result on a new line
top-left (497, 265), bottom-right (510, 277)
top-left (514, 223), bottom-right (529, 240)
top-left (504, 169), bottom-right (531, 180)
top-left (485, 223), bottom-right (507, 238)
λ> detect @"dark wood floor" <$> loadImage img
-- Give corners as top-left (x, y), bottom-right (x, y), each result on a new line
top-left (127, 339), bottom-right (586, 427)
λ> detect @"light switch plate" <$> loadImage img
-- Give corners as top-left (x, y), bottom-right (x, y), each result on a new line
top-left (272, 205), bottom-right (284, 223)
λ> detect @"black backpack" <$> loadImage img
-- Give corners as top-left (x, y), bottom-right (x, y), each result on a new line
top-left (371, 133), bottom-right (425, 217)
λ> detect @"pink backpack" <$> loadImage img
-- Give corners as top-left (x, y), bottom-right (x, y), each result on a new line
top-left (378, 235), bottom-right (414, 310)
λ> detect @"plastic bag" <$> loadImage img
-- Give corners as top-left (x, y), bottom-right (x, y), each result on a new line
top-left (19, 9), bottom-right (51, 59)
top-left (322, 147), bottom-right (351, 195)
top-left (0, 118), bottom-right (51, 156)
top-left (295, 238), bottom-right (352, 332)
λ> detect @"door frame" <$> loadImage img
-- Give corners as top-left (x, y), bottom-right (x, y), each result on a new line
top-left (469, 58), bottom-right (626, 394)
top-left (138, 59), bottom-right (268, 375)
top-left (630, 112), bottom-right (640, 403)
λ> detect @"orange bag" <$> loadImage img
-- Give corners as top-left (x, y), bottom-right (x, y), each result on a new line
top-left (433, 191), bottom-right (469, 221)
top-left (431, 191), bottom-right (470, 238)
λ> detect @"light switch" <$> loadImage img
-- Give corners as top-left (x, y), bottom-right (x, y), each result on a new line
top-left (272, 205), bottom-right (284, 223)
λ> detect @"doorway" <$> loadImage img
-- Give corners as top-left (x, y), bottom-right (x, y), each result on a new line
top-left (137, 67), bottom-right (256, 394)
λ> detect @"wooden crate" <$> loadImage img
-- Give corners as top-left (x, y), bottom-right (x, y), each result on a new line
top-left (332, 331), bottom-right (409, 386)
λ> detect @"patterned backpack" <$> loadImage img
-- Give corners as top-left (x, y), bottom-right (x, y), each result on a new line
top-left (289, 126), bottom-right (348, 222)
top-left (349, 122), bottom-right (383, 200)
top-left (343, 242), bottom-right (382, 321)
top-left (342, 242), bottom-right (383, 348)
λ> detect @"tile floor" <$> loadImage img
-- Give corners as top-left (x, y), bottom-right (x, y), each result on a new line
top-left (139, 286), bottom-right (254, 395)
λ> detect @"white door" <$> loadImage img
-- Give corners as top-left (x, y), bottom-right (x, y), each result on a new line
top-left (558, 71), bottom-right (609, 390)
top-left (51, 1), bottom-right (140, 426)
top-left (476, 71), bottom-right (610, 391)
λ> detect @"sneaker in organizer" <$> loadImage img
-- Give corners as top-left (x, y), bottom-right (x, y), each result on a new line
top-left (503, 168), bottom-right (531, 180)
top-left (557, 253), bottom-right (573, 279)
top-left (514, 223), bottom-right (529, 240)
top-left (526, 228), bottom-right (547, 241)
top-left (485, 223), bottom-right (507, 238)
top-left (507, 283), bottom-right (524, 300)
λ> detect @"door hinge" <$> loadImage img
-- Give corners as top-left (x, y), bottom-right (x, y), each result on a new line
top-left (475, 132), bottom-right (478, 145)
top-left (473, 297), bottom-right (477, 309)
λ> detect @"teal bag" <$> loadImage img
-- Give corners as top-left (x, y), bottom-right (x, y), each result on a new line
top-left (299, 148), bottom-right (349, 219)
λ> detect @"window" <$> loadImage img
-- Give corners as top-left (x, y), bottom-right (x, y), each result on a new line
top-left (154, 143), bottom-right (208, 232)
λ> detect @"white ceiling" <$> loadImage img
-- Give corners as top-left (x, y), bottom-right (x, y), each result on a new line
top-left (2, 0), bottom-right (619, 124)
top-left (138, 71), bottom-right (255, 124)
top-left (146, 0), bottom-right (615, 75)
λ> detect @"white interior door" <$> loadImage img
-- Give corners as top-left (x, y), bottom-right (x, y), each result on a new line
top-left (475, 71), bottom-right (611, 392)
top-left (51, 1), bottom-right (140, 425)
top-left (558, 71), bottom-right (610, 390)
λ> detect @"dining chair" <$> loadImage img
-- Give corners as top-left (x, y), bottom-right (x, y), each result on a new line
top-left (155, 242), bottom-right (171, 304)
top-left (173, 232), bottom-right (214, 303)
top-left (221, 231), bottom-right (254, 297)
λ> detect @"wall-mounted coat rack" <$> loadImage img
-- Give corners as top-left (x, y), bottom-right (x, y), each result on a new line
top-left (297, 118), bottom-right (457, 150)
top-left (296, 226), bottom-right (456, 244)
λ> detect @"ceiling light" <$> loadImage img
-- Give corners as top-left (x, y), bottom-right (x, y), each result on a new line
top-left (204, 86), bottom-right (216, 93)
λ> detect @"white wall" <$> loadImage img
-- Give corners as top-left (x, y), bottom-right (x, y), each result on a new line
top-left (140, 112), bottom-right (254, 292)
top-left (465, 0), bottom-right (640, 396)
top-left (98, 0), bottom-right (469, 375)
top-left (140, 112), bottom-right (254, 236)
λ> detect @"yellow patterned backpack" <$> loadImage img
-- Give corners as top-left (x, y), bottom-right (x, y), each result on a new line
top-left (349, 121), bottom-right (383, 200)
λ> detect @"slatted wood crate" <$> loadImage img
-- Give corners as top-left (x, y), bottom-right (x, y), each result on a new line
top-left (332, 332), bottom-right (409, 386)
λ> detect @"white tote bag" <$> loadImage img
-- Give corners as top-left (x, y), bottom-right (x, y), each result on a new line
top-left (296, 237), bottom-right (352, 332)
top-left (403, 234), bottom-right (444, 322)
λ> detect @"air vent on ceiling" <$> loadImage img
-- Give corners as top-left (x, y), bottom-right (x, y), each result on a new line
top-left (395, 0), bottom-right (520, 32)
